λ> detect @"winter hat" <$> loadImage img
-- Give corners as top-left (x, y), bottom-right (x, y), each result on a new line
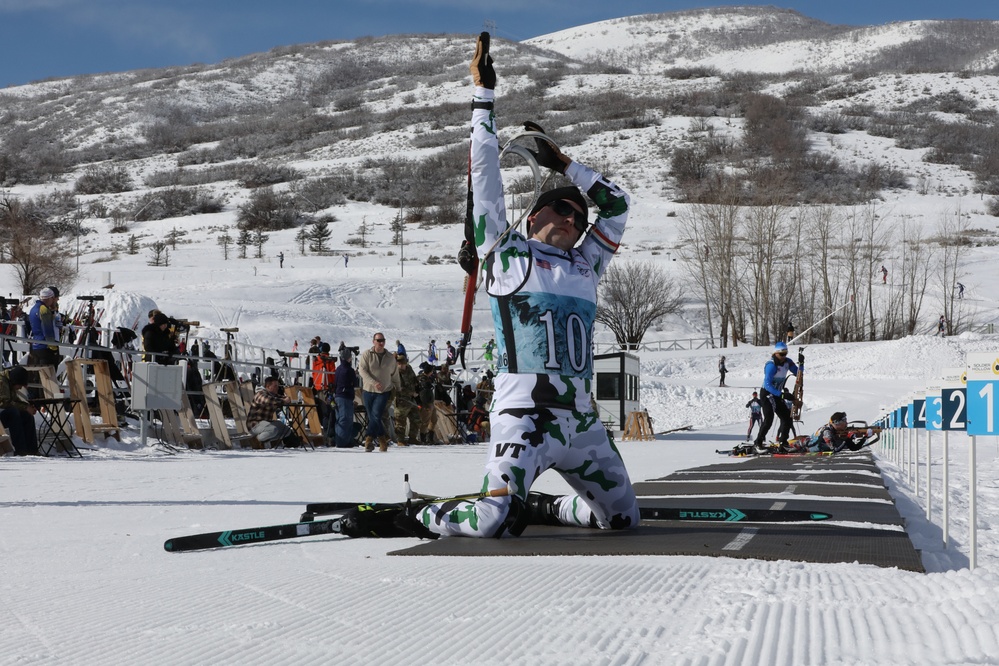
top-left (528, 186), bottom-right (588, 225)
top-left (153, 312), bottom-right (169, 326)
top-left (8, 365), bottom-right (28, 386)
top-left (774, 341), bottom-right (788, 353)
top-left (319, 342), bottom-right (331, 354)
top-left (396, 353), bottom-right (408, 362)
top-left (39, 287), bottom-right (55, 300)
top-left (339, 349), bottom-right (351, 363)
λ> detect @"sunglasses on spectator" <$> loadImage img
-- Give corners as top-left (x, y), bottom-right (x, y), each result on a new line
top-left (547, 200), bottom-right (588, 233)
top-left (373, 338), bottom-right (386, 343)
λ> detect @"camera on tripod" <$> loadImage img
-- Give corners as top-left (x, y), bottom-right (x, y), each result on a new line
top-left (171, 318), bottom-right (199, 333)
top-left (76, 295), bottom-right (105, 302)
top-left (3, 298), bottom-right (20, 307)
top-left (220, 327), bottom-right (239, 334)
top-left (277, 350), bottom-right (300, 359)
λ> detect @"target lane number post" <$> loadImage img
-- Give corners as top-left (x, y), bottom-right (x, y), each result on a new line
top-left (964, 354), bottom-right (999, 570)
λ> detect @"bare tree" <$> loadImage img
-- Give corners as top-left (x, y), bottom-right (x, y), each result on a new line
top-left (148, 240), bottom-right (169, 267)
top-left (596, 262), bottom-right (684, 350)
top-left (936, 208), bottom-right (970, 335)
top-left (0, 198), bottom-right (77, 295)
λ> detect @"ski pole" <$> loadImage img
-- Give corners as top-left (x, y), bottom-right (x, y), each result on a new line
top-left (404, 474), bottom-right (513, 502)
top-left (787, 296), bottom-right (854, 345)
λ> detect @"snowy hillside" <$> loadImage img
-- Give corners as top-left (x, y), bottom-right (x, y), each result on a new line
top-left (4, 9), bottom-right (999, 664)
top-left (527, 7), bottom-right (999, 74)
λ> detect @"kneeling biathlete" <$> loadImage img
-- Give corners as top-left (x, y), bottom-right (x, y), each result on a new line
top-left (341, 32), bottom-right (640, 539)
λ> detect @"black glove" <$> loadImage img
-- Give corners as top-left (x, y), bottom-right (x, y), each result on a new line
top-left (470, 32), bottom-right (495, 90)
top-left (797, 350), bottom-right (805, 364)
top-left (458, 240), bottom-right (478, 275)
top-left (523, 121), bottom-right (570, 174)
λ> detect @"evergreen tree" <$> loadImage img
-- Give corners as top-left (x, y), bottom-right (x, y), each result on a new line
top-left (308, 218), bottom-right (333, 254)
top-left (252, 228), bottom-right (269, 259)
top-left (295, 227), bottom-right (308, 254)
top-left (217, 230), bottom-right (233, 260)
top-left (236, 229), bottom-right (251, 259)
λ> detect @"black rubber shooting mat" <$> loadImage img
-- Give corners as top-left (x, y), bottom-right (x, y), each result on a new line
top-left (390, 450), bottom-right (924, 571)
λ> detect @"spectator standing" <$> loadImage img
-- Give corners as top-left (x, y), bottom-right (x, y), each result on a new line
top-left (427, 339), bottom-right (438, 365)
top-left (27, 287), bottom-right (61, 369)
top-left (141, 312), bottom-right (178, 365)
top-left (416, 363), bottom-right (439, 444)
top-left (311, 343), bottom-right (336, 393)
top-left (358, 332), bottom-right (400, 452)
top-left (718, 355), bottom-right (727, 387)
top-left (446, 341), bottom-right (457, 365)
top-left (957, 282), bottom-right (965, 299)
top-left (333, 348), bottom-right (358, 448)
top-left (881, 265), bottom-right (888, 284)
top-left (278, 252), bottom-right (284, 268)
top-left (312, 342), bottom-right (337, 431)
top-left (937, 315), bottom-right (947, 337)
top-left (394, 353), bottom-right (420, 446)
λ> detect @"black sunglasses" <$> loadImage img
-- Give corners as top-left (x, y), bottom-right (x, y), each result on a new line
top-left (373, 338), bottom-right (386, 343)
top-left (547, 200), bottom-right (588, 233)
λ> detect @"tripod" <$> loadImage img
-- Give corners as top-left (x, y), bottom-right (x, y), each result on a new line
top-left (211, 327), bottom-right (238, 383)
top-left (72, 298), bottom-right (103, 361)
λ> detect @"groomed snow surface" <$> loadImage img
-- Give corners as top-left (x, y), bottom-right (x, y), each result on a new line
top-left (3, 331), bottom-right (999, 665)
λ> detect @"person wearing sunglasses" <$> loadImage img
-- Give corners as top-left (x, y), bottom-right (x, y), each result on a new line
top-left (339, 33), bottom-right (640, 541)
top-left (791, 412), bottom-right (877, 453)
top-left (751, 341), bottom-right (801, 454)
top-left (358, 332), bottom-right (400, 452)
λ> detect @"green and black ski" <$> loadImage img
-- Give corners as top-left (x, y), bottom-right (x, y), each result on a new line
top-left (302, 502), bottom-right (831, 523)
top-left (640, 507), bottom-right (830, 522)
top-left (164, 516), bottom-right (347, 553)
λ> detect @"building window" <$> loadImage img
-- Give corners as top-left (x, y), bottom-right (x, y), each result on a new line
top-left (596, 373), bottom-right (620, 400)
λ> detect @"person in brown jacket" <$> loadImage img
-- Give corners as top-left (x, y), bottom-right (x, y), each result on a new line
top-left (358, 331), bottom-right (400, 452)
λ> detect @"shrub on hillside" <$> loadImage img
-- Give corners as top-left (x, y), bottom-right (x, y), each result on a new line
top-left (74, 164), bottom-right (134, 194)
top-left (236, 188), bottom-right (305, 230)
top-left (291, 177), bottom-right (348, 212)
top-left (238, 163), bottom-right (303, 189)
top-left (132, 188), bottom-right (224, 221)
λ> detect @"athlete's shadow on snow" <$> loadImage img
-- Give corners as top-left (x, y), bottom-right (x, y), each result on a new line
top-left (0, 499), bottom-right (312, 509)
top-left (657, 431), bottom-right (744, 442)
top-left (882, 474), bottom-right (970, 572)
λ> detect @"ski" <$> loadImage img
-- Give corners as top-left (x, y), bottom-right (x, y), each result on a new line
top-left (301, 484), bottom-right (513, 521)
top-left (771, 451), bottom-right (834, 458)
top-left (655, 424), bottom-right (693, 436)
top-left (300, 500), bottom-right (830, 524)
top-left (640, 507), bottom-right (831, 522)
top-left (164, 517), bottom-right (346, 552)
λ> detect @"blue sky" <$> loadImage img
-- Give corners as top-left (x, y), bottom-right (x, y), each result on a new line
top-left (1, 0), bottom-right (997, 88)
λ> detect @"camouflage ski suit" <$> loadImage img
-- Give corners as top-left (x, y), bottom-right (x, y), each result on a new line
top-left (416, 84), bottom-right (639, 537)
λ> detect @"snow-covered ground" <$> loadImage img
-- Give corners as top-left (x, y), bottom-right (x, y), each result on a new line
top-left (3, 239), bottom-right (999, 663)
top-left (4, 11), bottom-right (999, 663)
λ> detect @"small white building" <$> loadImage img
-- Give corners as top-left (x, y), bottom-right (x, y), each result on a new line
top-left (593, 351), bottom-right (641, 431)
